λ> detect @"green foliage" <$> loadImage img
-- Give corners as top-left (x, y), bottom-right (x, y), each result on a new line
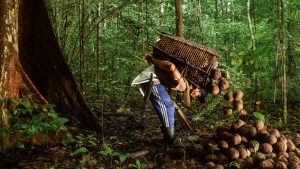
top-left (71, 133), bottom-right (98, 156)
top-left (98, 144), bottom-right (130, 164)
top-left (130, 160), bottom-right (146, 169)
top-left (252, 112), bottom-right (266, 122)
top-left (0, 99), bottom-right (69, 146)
top-left (74, 147), bottom-right (89, 155)
top-left (44, 0), bottom-right (300, 122)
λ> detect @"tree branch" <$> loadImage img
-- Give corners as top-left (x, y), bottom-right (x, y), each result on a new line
top-left (84, 0), bottom-right (138, 41)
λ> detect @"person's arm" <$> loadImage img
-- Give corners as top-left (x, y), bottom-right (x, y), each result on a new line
top-left (146, 53), bottom-right (182, 87)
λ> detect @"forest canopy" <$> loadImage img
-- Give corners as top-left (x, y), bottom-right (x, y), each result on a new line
top-left (44, 0), bottom-right (300, 110)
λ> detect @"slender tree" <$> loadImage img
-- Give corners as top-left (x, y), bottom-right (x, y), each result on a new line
top-left (175, 0), bottom-right (184, 37)
top-left (280, 0), bottom-right (287, 123)
top-left (96, 2), bottom-right (101, 94)
top-left (79, 0), bottom-right (85, 90)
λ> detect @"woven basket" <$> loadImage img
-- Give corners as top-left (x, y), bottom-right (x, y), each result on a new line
top-left (152, 33), bottom-right (220, 88)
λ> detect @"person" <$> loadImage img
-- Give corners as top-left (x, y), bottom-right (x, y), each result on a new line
top-left (131, 53), bottom-right (203, 144)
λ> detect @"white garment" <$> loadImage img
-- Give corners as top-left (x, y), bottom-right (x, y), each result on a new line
top-left (131, 65), bottom-right (159, 96)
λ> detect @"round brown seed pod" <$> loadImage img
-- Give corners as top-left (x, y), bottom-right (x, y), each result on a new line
top-left (237, 125), bottom-right (249, 137)
top-left (253, 120), bottom-right (265, 131)
top-left (217, 140), bottom-right (229, 149)
top-left (224, 108), bottom-right (233, 116)
top-left (241, 136), bottom-right (248, 144)
top-left (289, 158), bottom-right (300, 169)
top-left (245, 158), bottom-right (254, 168)
top-left (227, 147), bottom-right (239, 160)
top-left (210, 68), bottom-right (222, 80)
top-left (233, 89), bottom-right (243, 101)
top-left (257, 132), bottom-right (269, 142)
top-left (218, 78), bottom-right (229, 91)
top-left (253, 152), bottom-right (266, 165)
top-left (205, 162), bottom-right (215, 168)
top-left (219, 132), bottom-right (233, 141)
top-left (205, 154), bottom-right (218, 162)
top-left (278, 152), bottom-right (289, 158)
top-left (275, 140), bottom-right (288, 153)
top-left (212, 164), bottom-right (225, 169)
top-left (248, 147), bottom-right (255, 154)
top-left (217, 153), bottom-right (229, 165)
top-left (212, 84), bottom-right (220, 96)
top-left (233, 100), bottom-right (243, 112)
top-left (239, 125), bottom-right (257, 138)
top-left (194, 143), bottom-right (204, 155)
top-left (230, 119), bottom-right (246, 133)
top-left (274, 161), bottom-right (288, 169)
top-left (277, 136), bottom-right (287, 143)
top-left (260, 143), bottom-right (273, 154)
top-left (265, 134), bottom-right (278, 145)
top-left (224, 91), bottom-right (234, 103)
top-left (234, 159), bottom-right (247, 169)
top-left (277, 155), bottom-right (288, 164)
top-left (289, 155), bottom-right (300, 162)
top-left (289, 157), bottom-right (300, 169)
top-left (230, 134), bottom-right (242, 146)
top-left (239, 109), bottom-right (247, 115)
top-left (221, 70), bottom-right (229, 78)
top-left (238, 147), bottom-right (248, 159)
top-left (249, 140), bottom-right (260, 152)
top-left (248, 126), bottom-right (258, 138)
top-left (259, 159), bottom-right (274, 169)
top-left (216, 126), bottom-right (229, 134)
top-left (270, 152), bottom-right (277, 159)
top-left (268, 129), bottom-right (281, 138)
top-left (287, 139), bottom-right (296, 152)
top-left (288, 152), bottom-right (297, 157)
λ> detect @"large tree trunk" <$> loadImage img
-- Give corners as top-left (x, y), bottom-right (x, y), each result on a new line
top-left (0, 0), bottom-right (101, 150)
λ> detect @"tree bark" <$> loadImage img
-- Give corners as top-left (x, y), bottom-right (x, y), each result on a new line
top-left (175, 0), bottom-right (184, 38)
top-left (279, 0), bottom-right (287, 123)
top-left (79, 0), bottom-right (85, 90)
top-left (215, 0), bottom-right (218, 19)
top-left (0, 0), bottom-right (101, 150)
top-left (247, 0), bottom-right (255, 50)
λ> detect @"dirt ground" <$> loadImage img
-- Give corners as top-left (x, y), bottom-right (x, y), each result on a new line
top-left (1, 99), bottom-right (300, 169)
top-left (0, 99), bottom-right (212, 169)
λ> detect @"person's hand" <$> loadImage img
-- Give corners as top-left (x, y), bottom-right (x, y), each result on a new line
top-left (145, 53), bottom-right (154, 64)
top-left (190, 87), bottom-right (200, 99)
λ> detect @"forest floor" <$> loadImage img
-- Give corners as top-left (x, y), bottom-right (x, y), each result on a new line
top-left (1, 98), bottom-right (300, 169)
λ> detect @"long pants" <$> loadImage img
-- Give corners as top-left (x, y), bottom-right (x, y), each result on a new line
top-left (149, 84), bottom-right (175, 127)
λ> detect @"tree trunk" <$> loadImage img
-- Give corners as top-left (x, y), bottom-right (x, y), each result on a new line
top-left (196, 0), bottom-right (204, 44)
top-left (215, 0), bottom-right (218, 19)
top-left (287, 11), bottom-right (294, 78)
top-left (279, 0), bottom-right (287, 123)
top-left (0, 0), bottom-right (101, 150)
top-left (79, 0), bottom-right (84, 90)
top-left (175, 0), bottom-right (184, 38)
top-left (141, 0), bottom-right (145, 56)
top-left (96, 3), bottom-right (101, 94)
top-left (158, 0), bottom-right (164, 25)
top-left (247, 0), bottom-right (256, 50)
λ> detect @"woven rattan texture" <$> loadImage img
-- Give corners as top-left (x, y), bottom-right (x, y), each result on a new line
top-left (153, 33), bottom-right (219, 88)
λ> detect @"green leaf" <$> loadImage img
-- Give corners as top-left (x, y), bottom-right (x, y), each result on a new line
top-left (21, 100), bottom-right (33, 113)
top-left (253, 112), bottom-right (265, 122)
top-left (30, 124), bottom-right (41, 133)
top-left (99, 144), bottom-right (114, 156)
top-left (18, 123), bottom-right (30, 130)
top-left (15, 141), bottom-right (25, 149)
top-left (74, 147), bottom-right (89, 155)
top-left (119, 153), bottom-right (129, 163)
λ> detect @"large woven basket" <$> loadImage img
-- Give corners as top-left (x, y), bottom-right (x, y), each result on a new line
top-left (152, 33), bottom-right (220, 88)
